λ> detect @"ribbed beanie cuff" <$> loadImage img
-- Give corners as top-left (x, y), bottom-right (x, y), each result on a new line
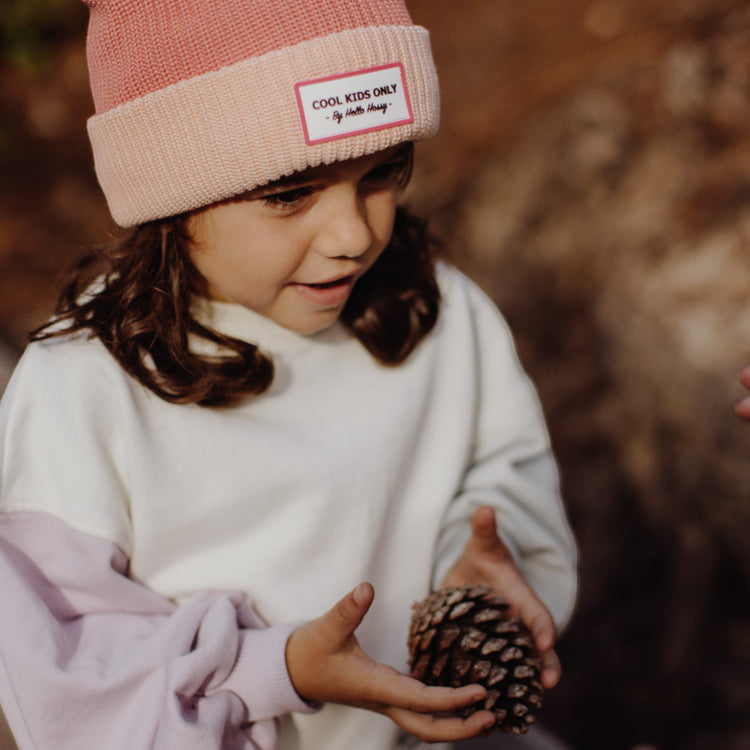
top-left (83, 1), bottom-right (440, 227)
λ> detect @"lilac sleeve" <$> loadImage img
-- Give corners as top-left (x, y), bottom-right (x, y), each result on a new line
top-left (0, 512), bottom-right (314, 750)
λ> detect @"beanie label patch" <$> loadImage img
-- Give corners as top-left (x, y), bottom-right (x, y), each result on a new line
top-left (295, 63), bottom-right (413, 145)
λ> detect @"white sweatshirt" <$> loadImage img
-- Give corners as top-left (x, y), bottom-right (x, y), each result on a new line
top-left (0, 263), bottom-right (576, 750)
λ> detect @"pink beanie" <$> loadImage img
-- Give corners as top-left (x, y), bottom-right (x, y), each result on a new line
top-left (83, 0), bottom-right (440, 227)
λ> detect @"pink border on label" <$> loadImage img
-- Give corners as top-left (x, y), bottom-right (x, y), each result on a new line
top-left (295, 62), bottom-right (414, 146)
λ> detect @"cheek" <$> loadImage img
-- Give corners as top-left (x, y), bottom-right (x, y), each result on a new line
top-left (189, 209), bottom-right (297, 290)
top-left (368, 193), bottom-right (399, 249)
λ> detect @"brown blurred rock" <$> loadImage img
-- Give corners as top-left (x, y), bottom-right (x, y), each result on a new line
top-left (0, 37), bottom-right (111, 350)
top-left (409, 6), bottom-right (750, 749)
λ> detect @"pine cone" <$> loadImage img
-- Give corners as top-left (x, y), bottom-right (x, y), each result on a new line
top-left (407, 584), bottom-right (544, 734)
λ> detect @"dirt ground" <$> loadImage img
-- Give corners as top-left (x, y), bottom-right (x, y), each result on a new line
top-left (2, 2), bottom-right (750, 749)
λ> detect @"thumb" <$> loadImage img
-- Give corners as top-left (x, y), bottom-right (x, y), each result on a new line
top-left (327, 582), bottom-right (375, 641)
top-left (470, 506), bottom-right (513, 562)
top-left (470, 506), bottom-right (501, 546)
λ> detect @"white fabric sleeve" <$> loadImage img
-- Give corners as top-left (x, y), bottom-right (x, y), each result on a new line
top-left (431, 271), bottom-right (578, 630)
top-left (0, 338), bottom-right (134, 551)
top-left (0, 340), bottom-right (315, 749)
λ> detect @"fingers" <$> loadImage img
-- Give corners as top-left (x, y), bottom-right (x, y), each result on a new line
top-left (505, 579), bottom-right (556, 651)
top-left (445, 506), bottom-right (558, 653)
top-left (327, 582), bottom-right (374, 643)
top-left (384, 705), bottom-right (495, 744)
top-left (355, 658), bottom-right (493, 744)
top-left (469, 506), bottom-right (510, 559)
top-left (286, 581), bottom-right (376, 702)
top-left (737, 367), bottom-right (750, 420)
top-left (735, 399), bottom-right (750, 420)
top-left (367, 667), bottom-right (486, 714)
top-left (473, 506), bottom-right (558, 651)
top-left (539, 645), bottom-right (562, 689)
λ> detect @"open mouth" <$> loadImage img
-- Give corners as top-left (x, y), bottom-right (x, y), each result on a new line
top-left (291, 275), bottom-right (356, 307)
top-left (306, 276), bottom-right (353, 289)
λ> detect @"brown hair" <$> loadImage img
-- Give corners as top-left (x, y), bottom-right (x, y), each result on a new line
top-left (31, 206), bottom-right (441, 407)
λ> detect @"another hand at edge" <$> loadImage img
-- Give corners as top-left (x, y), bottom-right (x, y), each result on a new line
top-left (736, 365), bottom-right (750, 421)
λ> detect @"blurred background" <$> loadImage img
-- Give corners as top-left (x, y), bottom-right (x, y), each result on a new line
top-left (2, 1), bottom-right (750, 748)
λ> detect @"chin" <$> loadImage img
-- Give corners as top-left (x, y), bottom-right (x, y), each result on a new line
top-left (282, 312), bottom-right (341, 336)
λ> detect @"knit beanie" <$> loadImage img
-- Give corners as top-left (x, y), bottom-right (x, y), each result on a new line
top-left (83, 0), bottom-right (440, 227)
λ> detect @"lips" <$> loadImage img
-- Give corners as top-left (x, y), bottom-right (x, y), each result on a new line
top-left (308, 275), bottom-right (353, 289)
top-left (290, 274), bottom-right (356, 307)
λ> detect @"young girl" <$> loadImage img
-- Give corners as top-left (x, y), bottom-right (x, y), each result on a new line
top-left (0, 2), bottom-right (577, 749)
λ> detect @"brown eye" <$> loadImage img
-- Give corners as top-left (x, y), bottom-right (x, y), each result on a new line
top-left (264, 187), bottom-right (311, 206)
top-left (260, 186), bottom-right (314, 214)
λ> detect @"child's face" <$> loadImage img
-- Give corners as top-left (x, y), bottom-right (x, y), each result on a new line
top-left (187, 146), bottom-right (409, 334)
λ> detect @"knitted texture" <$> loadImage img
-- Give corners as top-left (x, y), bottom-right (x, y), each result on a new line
top-left (82, 0), bottom-right (440, 227)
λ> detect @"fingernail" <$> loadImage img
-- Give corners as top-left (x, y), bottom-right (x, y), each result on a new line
top-left (353, 582), bottom-right (371, 605)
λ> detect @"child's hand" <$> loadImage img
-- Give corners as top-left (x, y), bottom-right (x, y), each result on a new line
top-left (285, 582), bottom-right (494, 743)
top-left (440, 506), bottom-right (561, 690)
top-left (736, 365), bottom-right (750, 421)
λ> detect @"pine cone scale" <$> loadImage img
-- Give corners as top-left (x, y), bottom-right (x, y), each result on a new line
top-left (407, 584), bottom-right (545, 735)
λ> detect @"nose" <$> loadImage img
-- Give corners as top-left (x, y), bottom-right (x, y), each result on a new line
top-left (314, 187), bottom-right (373, 259)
